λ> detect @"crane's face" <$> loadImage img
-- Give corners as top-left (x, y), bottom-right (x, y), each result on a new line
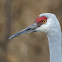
top-left (35, 16), bottom-right (49, 33)
top-left (9, 13), bottom-right (57, 39)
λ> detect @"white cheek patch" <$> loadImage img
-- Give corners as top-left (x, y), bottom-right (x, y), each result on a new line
top-left (36, 24), bottom-right (49, 32)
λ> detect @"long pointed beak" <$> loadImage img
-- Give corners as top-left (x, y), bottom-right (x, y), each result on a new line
top-left (9, 23), bottom-right (37, 39)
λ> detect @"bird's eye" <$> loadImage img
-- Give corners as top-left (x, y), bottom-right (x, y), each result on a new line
top-left (43, 20), bottom-right (47, 23)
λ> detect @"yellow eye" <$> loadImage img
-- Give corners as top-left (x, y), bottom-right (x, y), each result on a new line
top-left (43, 20), bottom-right (47, 23)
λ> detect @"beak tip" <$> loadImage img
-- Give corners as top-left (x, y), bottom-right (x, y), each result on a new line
top-left (8, 32), bottom-right (20, 39)
top-left (8, 36), bottom-right (14, 39)
top-left (8, 37), bottom-right (12, 39)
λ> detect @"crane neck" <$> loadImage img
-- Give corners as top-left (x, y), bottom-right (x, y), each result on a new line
top-left (47, 28), bottom-right (62, 62)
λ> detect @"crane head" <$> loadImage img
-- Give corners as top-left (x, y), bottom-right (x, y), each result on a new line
top-left (9, 13), bottom-right (60, 39)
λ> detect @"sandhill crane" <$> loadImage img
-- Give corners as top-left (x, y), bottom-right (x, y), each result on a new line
top-left (9, 13), bottom-right (62, 62)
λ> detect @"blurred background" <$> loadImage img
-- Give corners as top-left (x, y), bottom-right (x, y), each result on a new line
top-left (0, 0), bottom-right (62, 62)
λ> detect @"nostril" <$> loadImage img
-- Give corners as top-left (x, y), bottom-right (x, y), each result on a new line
top-left (26, 28), bottom-right (31, 31)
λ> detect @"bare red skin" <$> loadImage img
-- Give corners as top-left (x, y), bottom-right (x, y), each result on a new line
top-left (35, 16), bottom-right (47, 23)
top-left (35, 16), bottom-right (47, 27)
